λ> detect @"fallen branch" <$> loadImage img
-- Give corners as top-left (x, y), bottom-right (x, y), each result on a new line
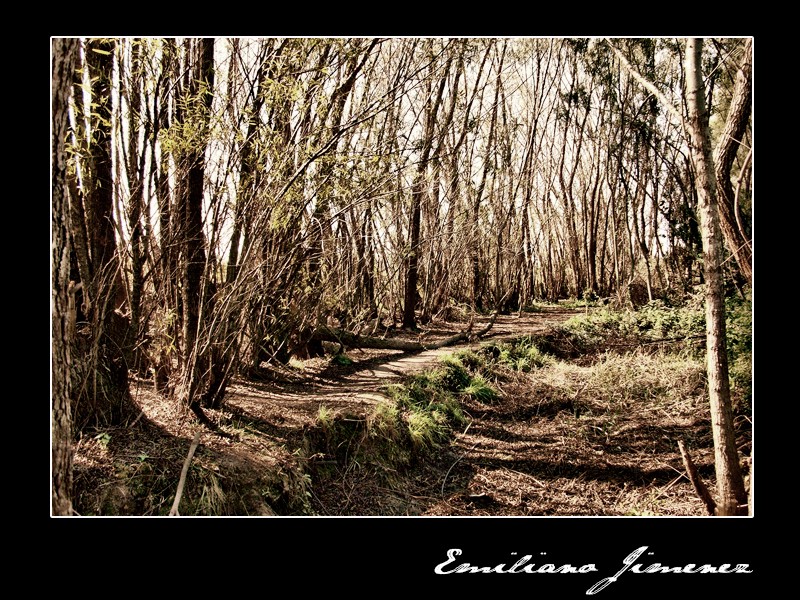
top-left (441, 423), bottom-right (475, 498)
top-left (170, 431), bottom-right (202, 516)
top-left (313, 308), bottom-right (502, 352)
top-left (677, 440), bottom-right (717, 516)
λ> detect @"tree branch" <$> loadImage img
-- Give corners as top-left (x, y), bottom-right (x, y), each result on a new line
top-left (606, 41), bottom-right (686, 129)
top-left (313, 308), bottom-right (502, 352)
top-left (678, 440), bottom-right (717, 516)
top-left (169, 431), bottom-right (201, 516)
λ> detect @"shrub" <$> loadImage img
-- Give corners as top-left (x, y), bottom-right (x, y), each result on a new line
top-left (438, 355), bottom-right (472, 392)
top-left (479, 336), bottom-right (552, 373)
top-left (461, 373), bottom-right (498, 403)
top-left (725, 293), bottom-right (752, 412)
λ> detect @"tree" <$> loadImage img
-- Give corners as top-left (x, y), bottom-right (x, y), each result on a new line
top-left (68, 38), bottom-right (136, 429)
top-left (402, 41), bottom-right (451, 329)
top-left (609, 37), bottom-right (750, 515)
top-left (712, 38), bottom-right (752, 287)
top-left (684, 38), bottom-right (747, 515)
top-left (52, 37), bottom-right (80, 516)
top-left (118, 38), bottom-right (149, 371)
top-left (173, 38), bottom-right (218, 418)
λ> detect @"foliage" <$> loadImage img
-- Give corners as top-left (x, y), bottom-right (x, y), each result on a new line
top-left (461, 373), bottom-right (498, 403)
top-left (367, 400), bottom-right (401, 440)
top-left (479, 336), bottom-right (552, 373)
top-left (560, 297), bottom-right (706, 349)
top-left (381, 353), bottom-right (492, 444)
top-left (317, 405), bottom-right (334, 429)
top-left (331, 352), bottom-right (354, 366)
top-left (406, 410), bottom-right (442, 449)
top-left (584, 350), bottom-right (706, 409)
top-left (437, 354), bottom-right (473, 391)
top-left (725, 293), bottom-right (752, 411)
top-left (557, 292), bottom-right (751, 412)
top-left (72, 420), bottom-right (314, 516)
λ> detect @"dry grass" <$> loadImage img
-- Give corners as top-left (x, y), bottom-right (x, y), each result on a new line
top-left (67, 306), bottom-right (751, 517)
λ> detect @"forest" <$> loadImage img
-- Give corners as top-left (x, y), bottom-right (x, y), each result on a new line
top-left (51, 37), bottom-right (752, 517)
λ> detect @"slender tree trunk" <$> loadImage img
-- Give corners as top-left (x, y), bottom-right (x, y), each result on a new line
top-left (122, 38), bottom-right (147, 371)
top-left (685, 38), bottom-right (747, 516)
top-left (713, 38), bottom-right (752, 286)
top-left (176, 38), bottom-right (216, 418)
top-left (403, 176), bottom-right (424, 328)
top-left (52, 37), bottom-right (80, 516)
top-left (67, 55), bottom-right (93, 315)
top-left (152, 38), bottom-right (178, 393)
top-left (402, 43), bottom-right (451, 329)
top-left (86, 39), bottom-right (126, 310)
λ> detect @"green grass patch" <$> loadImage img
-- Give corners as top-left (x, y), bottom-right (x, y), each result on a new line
top-left (553, 292), bottom-right (750, 412)
top-left (330, 353), bottom-right (354, 366)
top-left (461, 372), bottom-right (498, 403)
top-left (481, 336), bottom-right (552, 372)
top-left (380, 352), bottom-right (503, 448)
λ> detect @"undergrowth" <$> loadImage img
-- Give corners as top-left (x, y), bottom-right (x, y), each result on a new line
top-left (556, 290), bottom-right (752, 412)
top-left (318, 292), bottom-right (752, 515)
top-left (72, 421), bottom-right (314, 516)
top-left (302, 294), bottom-right (748, 515)
top-left (72, 292), bottom-right (751, 516)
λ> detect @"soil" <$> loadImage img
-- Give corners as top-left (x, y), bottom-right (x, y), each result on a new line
top-left (70, 305), bottom-right (749, 517)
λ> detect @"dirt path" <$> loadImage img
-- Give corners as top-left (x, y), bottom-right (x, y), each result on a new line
top-left (225, 305), bottom-right (718, 517)
top-left (225, 307), bottom-right (579, 432)
top-left (91, 304), bottom-right (718, 517)
top-left (216, 306), bottom-right (648, 516)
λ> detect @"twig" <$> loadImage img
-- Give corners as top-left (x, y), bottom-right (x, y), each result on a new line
top-left (169, 431), bottom-right (202, 516)
top-left (373, 485), bottom-right (439, 502)
top-left (677, 440), bottom-right (717, 516)
top-left (499, 466), bottom-right (547, 488)
top-left (654, 474), bottom-right (685, 500)
top-left (441, 423), bottom-right (475, 498)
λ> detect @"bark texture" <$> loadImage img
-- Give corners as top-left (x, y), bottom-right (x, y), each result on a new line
top-left (685, 38), bottom-right (747, 516)
top-left (52, 37), bottom-right (80, 516)
top-left (713, 38), bottom-right (752, 285)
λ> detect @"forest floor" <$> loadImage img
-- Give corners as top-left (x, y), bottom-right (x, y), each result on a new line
top-left (71, 304), bottom-right (748, 517)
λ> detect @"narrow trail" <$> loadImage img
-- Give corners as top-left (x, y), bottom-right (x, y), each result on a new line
top-left (225, 307), bottom-right (579, 436)
top-left (109, 303), bottom-right (722, 517)
top-left (79, 304), bottom-right (739, 517)
top-left (344, 307), bottom-right (579, 386)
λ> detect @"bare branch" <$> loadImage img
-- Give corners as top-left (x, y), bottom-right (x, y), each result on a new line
top-left (170, 431), bottom-right (202, 516)
top-left (606, 40), bottom-right (686, 128)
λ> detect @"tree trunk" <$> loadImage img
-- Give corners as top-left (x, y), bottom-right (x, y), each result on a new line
top-left (403, 175), bottom-right (424, 329)
top-left (315, 307), bottom-right (502, 351)
top-left (52, 37), bottom-right (80, 516)
top-left (713, 38), bottom-right (752, 286)
top-left (122, 38), bottom-right (147, 371)
top-left (685, 38), bottom-right (747, 516)
top-left (71, 38), bottom-right (135, 429)
top-left (153, 38), bottom-right (179, 394)
top-left (181, 39), bottom-right (216, 415)
top-left (402, 43), bottom-right (451, 329)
